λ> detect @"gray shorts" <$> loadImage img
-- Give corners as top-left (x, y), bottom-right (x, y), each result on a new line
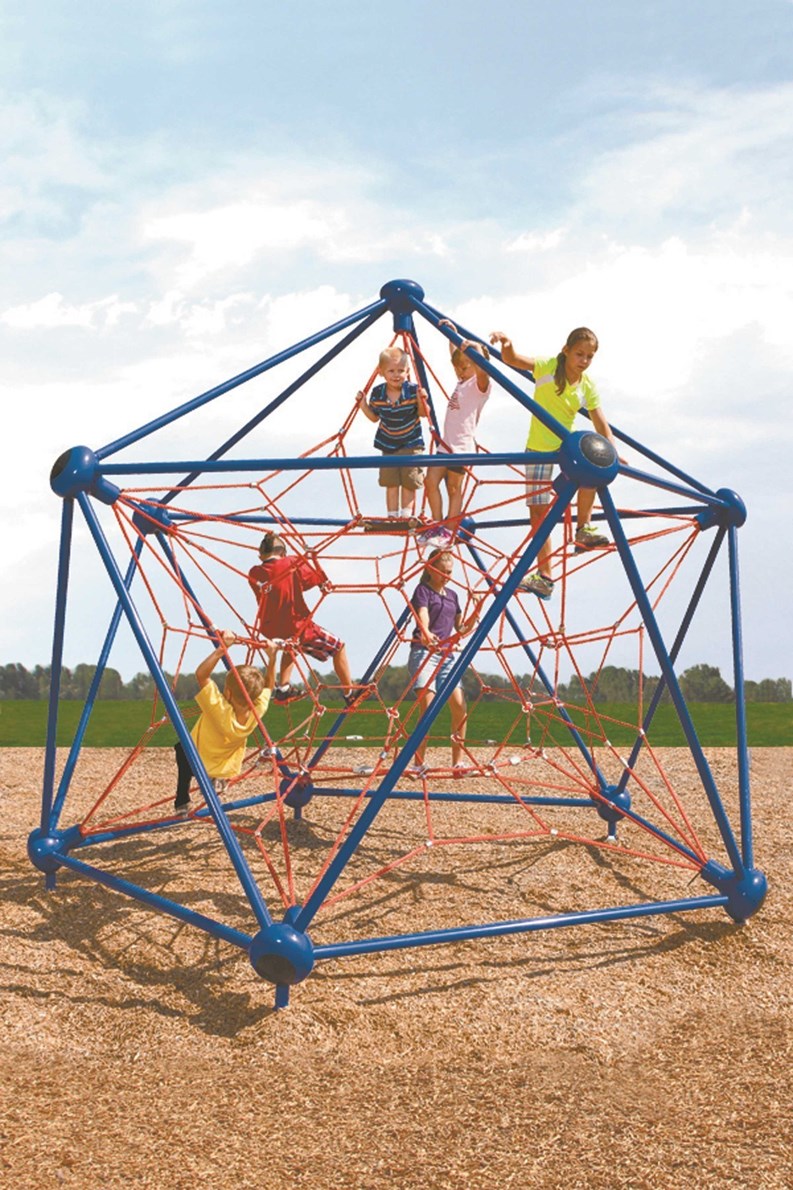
top-left (525, 462), bottom-right (555, 507)
top-left (379, 447), bottom-right (425, 491)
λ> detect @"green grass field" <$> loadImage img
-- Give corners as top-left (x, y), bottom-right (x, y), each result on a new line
top-left (1, 698), bottom-right (790, 747)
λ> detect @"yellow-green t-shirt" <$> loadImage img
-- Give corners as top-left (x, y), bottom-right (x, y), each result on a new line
top-left (526, 357), bottom-right (601, 452)
top-left (191, 679), bottom-right (271, 779)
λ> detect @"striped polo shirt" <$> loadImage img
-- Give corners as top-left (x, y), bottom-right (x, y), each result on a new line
top-left (368, 381), bottom-right (425, 454)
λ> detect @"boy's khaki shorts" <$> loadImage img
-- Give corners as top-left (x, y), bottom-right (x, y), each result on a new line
top-left (378, 447), bottom-right (425, 490)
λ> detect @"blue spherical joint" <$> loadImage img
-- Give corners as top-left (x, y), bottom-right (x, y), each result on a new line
top-left (50, 445), bottom-right (120, 506)
top-left (557, 431), bottom-right (619, 491)
top-left (281, 772), bottom-right (314, 809)
top-left (696, 488), bottom-right (747, 532)
top-left (379, 278), bottom-right (425, 311)
top-left (27, 824), bottom-right (82, 874)
top-left (595, 785), bottom-right (631, 831)
top-left (131, 500), bottom-right (176, 537)
top-left (249, 922), bottom-right (314, 985)
top-left (701, 860), bottom-right (768, 923)
top-left (380, 279), bottom-right (424, 332)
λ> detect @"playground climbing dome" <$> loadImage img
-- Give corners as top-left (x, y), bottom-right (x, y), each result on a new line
top-left (29, 278), bottom-right (767, 1008)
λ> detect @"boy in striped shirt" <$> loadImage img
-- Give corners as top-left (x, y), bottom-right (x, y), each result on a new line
top-left (356, 347), bottom-right (428, 520)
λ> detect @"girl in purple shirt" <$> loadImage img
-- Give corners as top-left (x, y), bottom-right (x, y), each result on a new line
top-left (407, 549), bottom-right (478, 777)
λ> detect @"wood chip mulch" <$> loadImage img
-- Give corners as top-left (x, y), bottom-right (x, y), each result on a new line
top-left (1, 746), bottom-right (791, 1189)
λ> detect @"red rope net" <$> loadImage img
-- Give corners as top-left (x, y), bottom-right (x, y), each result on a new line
top-left (76, 332), bottom-right (713, 922)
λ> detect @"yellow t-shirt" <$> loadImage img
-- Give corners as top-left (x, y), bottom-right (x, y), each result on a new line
top-left (526, 356), bottom-right (601, 452)
top-left (191, 679), bottom-right (271, 779)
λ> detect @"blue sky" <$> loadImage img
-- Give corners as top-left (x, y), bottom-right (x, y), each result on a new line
top-left (2, 0), bottom-right (792, 684)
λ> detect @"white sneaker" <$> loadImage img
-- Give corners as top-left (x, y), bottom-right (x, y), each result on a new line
top-left (406, 762), bottom-right (429, 778)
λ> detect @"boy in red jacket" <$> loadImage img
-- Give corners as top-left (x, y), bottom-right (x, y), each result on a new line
top-left (248, 533), bottom-right (362, 706)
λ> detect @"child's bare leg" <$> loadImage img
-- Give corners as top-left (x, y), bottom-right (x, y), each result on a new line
top-left (385, 485), bottom-right (400, 515)
top-left (400, 486), bottom-right (416, 516)
top-left (279, 650), bottom-right (296, 688)
top-left (530, 505), bottom-right (553, 576)
top-left (332, 644), bottom-right (353, 692)
top-left (446, 471), bottom-right (464, 529)
top-left (414, 686), bottom-right (434, 764)
top-left (449, 688), bottom-right (467, 766)
top-left (425, 466), bottom-right (444, 521)
top-left (576, 487), bottom-right (596, 529)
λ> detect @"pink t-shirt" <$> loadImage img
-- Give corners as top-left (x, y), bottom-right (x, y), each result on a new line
top-left (440, 375), bottom-right (490, 454)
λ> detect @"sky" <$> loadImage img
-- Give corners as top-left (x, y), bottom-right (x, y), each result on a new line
top-left (1, 0), bottom-right (792, 687)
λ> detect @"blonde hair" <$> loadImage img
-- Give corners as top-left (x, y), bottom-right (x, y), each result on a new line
top-left (225, 665), bottom-right (266, 707)
top-left (378, 347), bottom-right (409, 370)
top-left (554, 327), bottom-right (598, 394)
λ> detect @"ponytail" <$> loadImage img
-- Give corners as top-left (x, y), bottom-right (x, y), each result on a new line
top-left (554, 327), bottom-right (598, 394)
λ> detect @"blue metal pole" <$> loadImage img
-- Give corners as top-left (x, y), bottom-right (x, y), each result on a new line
top-left (76, 492), bottom-right (275, 929)
top-left (41, 499), bottom-right (74, 842)
top-left (51, 546), bottom-right (144, 829)
top-left (55, 851), bottom-right (253, 950)
top-left (98, 449), bottom-right (554, 479)
top-left (312, 893), bottom-right (729, 961)
top-left (727, 524), bottom-right (754, 869)
top-left (601, 487), bottom-right (744, 874)
top-left (96, 297), bottom-right (387, 459)
top-left (616, 465), bottom-right (724, 506)
top-left (405, 319), bottom-right (442, 441)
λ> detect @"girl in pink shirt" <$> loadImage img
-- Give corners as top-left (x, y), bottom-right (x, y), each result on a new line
top-left (419, 320), bottom-right (491, 547)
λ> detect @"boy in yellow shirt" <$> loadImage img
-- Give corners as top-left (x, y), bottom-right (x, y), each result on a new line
top-left (173, 630), bottom-right (278, 815)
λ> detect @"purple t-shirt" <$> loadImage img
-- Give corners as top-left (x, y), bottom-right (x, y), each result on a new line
top-left (410, 582), bottom-right (461, 644)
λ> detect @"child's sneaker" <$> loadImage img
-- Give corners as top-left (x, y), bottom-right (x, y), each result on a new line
top-left (343, 685), bottom-right (372, 710)
top-left (406, 762), bottom-right (429, 778)
top-left (273, 684), bottom-right (293, 703)
top-left (574, 524), bottom-right (610, 552)
top-left (517, 571), bottom-right (555, 600)
top-left (173, 798), bottom-right (191, 818)
top-left (418, 525), bottom-right (453, 548)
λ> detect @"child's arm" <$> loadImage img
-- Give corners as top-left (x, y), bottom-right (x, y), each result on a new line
top-left (263, 642), bottom-right (279, 693)
top-left (356, 390), bottom-right (380, 423)
top-left (416, 606), bottom-right (438, 648)
top-left (195, 630), bottom-right (236, 689)
top-left (417, 386), bottom-right (430, 420)
top-left (455, 607), bottom-right (480, 638)
top-left (489, 331), bottom-right (535, 372)
top-left (438, 318), bottom-right (459, 359)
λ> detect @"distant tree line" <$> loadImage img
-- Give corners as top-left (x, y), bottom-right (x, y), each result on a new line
top-left (2, 661), bottom-right (788, 704)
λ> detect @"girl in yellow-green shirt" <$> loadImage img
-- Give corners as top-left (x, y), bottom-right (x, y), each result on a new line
top-left (489, 326), bottom-right (619, 600)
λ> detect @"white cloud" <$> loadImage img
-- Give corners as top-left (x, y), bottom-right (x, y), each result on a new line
top-left (2, 292), bottom-right (138, 329)
top-left (506, 228), bottom-right (566, 253)
top-left (577, 81), bottom-right (793, 231)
